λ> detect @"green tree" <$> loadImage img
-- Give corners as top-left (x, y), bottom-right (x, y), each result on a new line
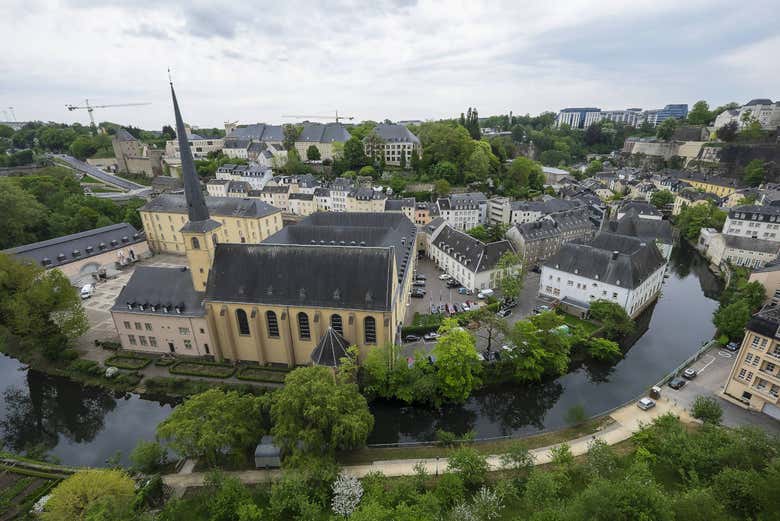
top-left (433, 178), bottom-right (451, 197)
top-left (306, 144), bottom-right (321, 161)
top-left (417, 122), bottom-right (473, 170)
top-left (588, 300), bottom-right (634, 339)
top-left (271, 366), bottom-right (374, 457)
top-left (564, 404), bottom-right (587, 426)
top-left (399, 149), bottom-right (407, 169)
top-left (504, 156), bottom-right (543, 195)
top-left (672, 488), bottom-right (731, 521)
top-left (447, 447), bottom-right (488, 490)
top-left (431, 160), bottom-right (460, 185)
top-left (650, 190), bottom-right (675, 209)
top-left (471, 307), bottom-right (508, 352)
top-left (464, 107), bottom-right (481, 139)
top-left (739, 120), bottom-right (765, 141)
top-left (585, 337), bottom-right (622, 360)
top-left (687, 101), bottom-right (713, 125)
top-left (466, 225), bottom-right (491, 242)
top-left (0, 181), bottom-right (48, 249)
top-left (410, 148), bottom-right (421, 173)
top-left (282, 124), bottom-right (300, 151)
top-left (69, 136), bottom-right (98, 160)
top-left (156, 388), bottom-right (267, 465)
top-left (358, 165), bottom-right (378, 179)
top-left (656, 118), bottom-right (678, 141)
top-left (343, 136), bottom-right (368, 170)
top-left (743, 159), bottom-right (765, 187)
top-left (431, 318), bottom-right (481, 403)
top-left (130, 440), bottom-right (168, 474)
top-left (42, 469), bottom-right (135, 521)
top-left (504, 312), bottom-right (572, 381)
top-left (675, 202), bottom-right (726, 240)
top-left (497, 251), bottom-right (524, 301)
top-left (713, 299), bottom-right (751, 341)
top-left (716, 121), bottom-right (738, 142)
top-left (584, 159), bottom-right (603, 176)
top-left (0, 124), bottom-right (13, 138)
top-left (691, 395), bottom-right (723, 424)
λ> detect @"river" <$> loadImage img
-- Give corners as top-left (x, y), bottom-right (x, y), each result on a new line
top-left (0, 241), bottom-right (722, 465)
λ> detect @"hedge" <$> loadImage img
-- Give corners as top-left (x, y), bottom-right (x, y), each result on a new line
top-left (105, 355), bottom-right (152, 370)
top-left (67, 359), bottom-right (103, 377)
top-left (154, 358), bottom-right (176, 367)
top-left (236, 366), bottom-right (288, 383)
top-left (170, 360), bottom-right (236, 378)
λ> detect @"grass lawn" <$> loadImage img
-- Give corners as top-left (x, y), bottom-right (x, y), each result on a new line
top-left (116, 172), bottom-right (152, 186)
top-left (236, 366), bottom-right (289, 383)
top-left (80, 174), bottom-right (104, 184)
top-left (170, 361), bottom-right (236, 378)
top-left (559, 312), bottom-right (601, 336)
top-left (105, 355), bottom-right (153, 370)
top-left (337, 416), bottom-right (613, 465)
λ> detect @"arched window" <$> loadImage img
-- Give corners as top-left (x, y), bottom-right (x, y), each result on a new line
top-left (297, 312), bottom-right (311, 340)
top-left (266, 311), bottom-right (279, 337)
top-left (364, 316), bottom-right (376, 344)
top-left (330, 314), bottom-right (343, 336)
top-left (190, 237), bottom-right (200, 250)
top-left (236, 309), bottom-right (250, 336)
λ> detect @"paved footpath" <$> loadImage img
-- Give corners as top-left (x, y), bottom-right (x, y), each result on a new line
top-left (162, 398), bottom-right (691, 491)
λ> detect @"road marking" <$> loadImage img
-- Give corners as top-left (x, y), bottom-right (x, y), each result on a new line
top-left (717, 350), bottom-right (733, 358)
top-left (696, 355), bottom-right (716, 374)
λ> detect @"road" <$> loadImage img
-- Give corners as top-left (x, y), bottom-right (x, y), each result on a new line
top-left (53, 154), bottom-right (148, 191)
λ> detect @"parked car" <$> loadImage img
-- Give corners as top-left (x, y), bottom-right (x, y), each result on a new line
top-left (461, 302), bottom-right (470, 312)
top-left (413, 280), bottom-right (426, 287)
top-left (457, 287), bottom-right (472, 295)
top-left (531, 265), bottom-right (541, 273)
top-left (415, 274), bottom-right (427, 281)
top-left (411, 289), bottom-right (426, 298)
top-left (438, 304), bottom-right (446, 314)
top-left (478, 288), bottom-right (494, 299)
top-left (423, 332), bottom-right (440, 342)
top-left (438, 273), bottom-right (451, 280)
top-left (404, 335), bottom-right (421, 343)
top-left (430, 304), bottom-right (439, 314)
top-left (447, 280), bottom-right (461, 288)
top-left (683, 368), bottom-right (698, 379)
top-left (452, 303), bottom-right (461, 313)
top-left (724, 342), bottom-right (740, 352)
top-left (533, 305), bottom-right (551, 314)
top-left (80, 284), bottom-right (94, 299)
top-left (496, 308), bottom-right (511, 318)
top-left (502, 298), bottom-right (518, 308)
top-left (637, 397), bottom-right (656, 411)
top-left (668, 377), bottom-right (687, 390)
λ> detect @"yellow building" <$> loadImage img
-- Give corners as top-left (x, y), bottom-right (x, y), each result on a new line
top-left (140, 194), bottom-right (282, 254)
top-left (676, 172), bottom-right (742, 198)
top-left (345, 187), bottom-right (387, 212)
top-left (724, 306), bottom-right (780, 419)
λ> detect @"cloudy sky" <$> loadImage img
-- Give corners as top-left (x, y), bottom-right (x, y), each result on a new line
top-left (1, 0), bottom-right (778, 130)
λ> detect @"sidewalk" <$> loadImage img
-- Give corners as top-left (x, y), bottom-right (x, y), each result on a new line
top-left (162, 397), bottom-right (690, 491)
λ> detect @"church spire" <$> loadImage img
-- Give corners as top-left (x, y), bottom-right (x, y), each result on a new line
top-left (170, 80), bottom-right (210, 223)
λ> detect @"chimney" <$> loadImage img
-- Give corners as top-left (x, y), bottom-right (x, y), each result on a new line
top-left (612, 251), bottom-right (619, 260)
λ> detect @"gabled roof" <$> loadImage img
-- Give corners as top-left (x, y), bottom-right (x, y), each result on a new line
top-left (311, 327), bottom-right (351, 367)
top-left (5, 223), bottom-right (144, 268)
top-left (431, 225), bottom-right (515, 273)
top-left (226, 124), bottom-right (285, 142)
top-left (385, 197), bottom-right (416, 211)
top-left (618, 200), bottom-right (662, 218)
top-left (543, 231), bottom-right (666, 289)
top-left (205, 244), bottom-right (395, 311)
top-left (610, 211), bottom-right (673, 244)
top-left (368, 123), bottom-right (420, 144)
top-left (747, 306), bottom-right (780, 338)
top-left (298, 123), bottom-right (351, 143)
top-left (112, 266), bottom-right (204, 317)
top-left (141, 194), bottom-right (280, 218)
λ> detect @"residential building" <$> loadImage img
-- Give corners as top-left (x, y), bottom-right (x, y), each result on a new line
top-left (714, 99), bottom-right (780, 131)
top-left (294, 123), bottom-right (351, 161)
top-left (112, 128), bottom-right (163, 177)
top-left (385, 198), bottom-right (416, 223)
top-left (251, 185), bottom-right (290, 212)
top-left (414, 202), bottom-right (439, 226)
top-left (313, 187), bottom-right (332, 212)
top-left (428, 224), bottom-right (517, 291)
top-left (542, 166), bottom-right (571, 185)
top-left (165, 128), bottom-right (223, 159)
top-left (555, 108), bottom-right (601, 129)
top-left (111, 266), bottom-right (214, 356)
top-left (363, 124), bottom-right (421, 167)
top-left (3, 223), bottom-right (148, 280)
top-left (607, 209), bottom-right (674, 259)
top-left (616, 200), bottom-right (662, 221)
top-left (749, 261), bottom-right (780, 307)
top-left (723, 205), bottom-right (780, 242)
top-left (214, 163), bottom-right (273, 191)
top-left (437, 192), bottom-right (489, 230)
top-left (539, 232), bottom-right (667, 318)
top-left (206, 179), bottom-right (229, 197)
top-left (662, 170), bottom-right (743, 198)
top-left (345, 187), bottom-right (387, 213)
top-left (140, 194), bottom-right (282, 254)
top-left (288, 192), bottom-right (317, 216)
top-left (488, 197), bottom-right (512, 226)
top-left (723, 306), bottom-right (780, 419)
top-left (705, 234), bottom-right (780, 269)
top-left (506, 208), bottom-right (595, 265)
top-left (506, 198), bottom-right (583, 226)
top-left (329, 177), bottom-right (354, 212)
top-left (672, 187), bottom-right (721, 216)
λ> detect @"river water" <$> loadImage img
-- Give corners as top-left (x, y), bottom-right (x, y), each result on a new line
top-left (0, 241), bottom-right (722, 465)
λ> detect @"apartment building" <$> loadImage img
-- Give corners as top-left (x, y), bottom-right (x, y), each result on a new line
top-left (724, 205), bottom-right (780, 242)
top-left (556, 104), bottom-right (688, 128)
top-left (363, 124), bottom-right (421, 168)
top-left (294, 123), bottom-right (351, 161)
top-left (165, 130), bottom-right (223, 159)
top-left (714, 99), bottom-right (780, 131)
top-left (506, 208), bottom-right (594, 265)
top-left (672, 187), bottom-right (722, 216)
top-left (724, 306), bottom-right (780, 419)
top-left (251, 185), bottom-right (290, 212)
top-left (385, 198), bottom-right (416, 223)
top-left (345, 187), bottom-right (387, 213)
top-left (437, 192), bottom-right (488, 231)
top-left (288, 193), bottom-right (317, 216)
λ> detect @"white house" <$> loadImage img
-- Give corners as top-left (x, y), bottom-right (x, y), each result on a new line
top-left (437, 192), bottom-right (488, 231)
top-left (714, 99), bottom-right (780, 131)
top-left (429, 224), bottom-right (517, 292)
top-left (723, 205), bottom-right (780, 243)
top-left (539, 232), bottom-right (667, 318)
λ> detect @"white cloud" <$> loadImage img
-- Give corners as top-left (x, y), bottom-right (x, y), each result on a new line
top-left (0, 0), bottom-right (777, 128)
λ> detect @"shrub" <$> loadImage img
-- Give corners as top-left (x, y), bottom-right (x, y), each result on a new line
top-left (436, 429), bottom-right (459, 447)
top-left (130, 440), bottom-right (168, 474)
top-left (236, 366), bottom-right (287, 383)
top-left (564, 404), bottom-right (587, 426)
top-left (170, 361), bottom-right (236, 378)
top-left (68, 359), bottom-right (102, 377)
top-left (105, 355), bottom-right (152, 370)
top-left (60, 349), bottom-right (79, 361)
top-left (154, 358), bottom-right (175, 367)
top-left (692, 395), bottom-right (723, 424)
top-left (447, 447), bottom-right (489, 490)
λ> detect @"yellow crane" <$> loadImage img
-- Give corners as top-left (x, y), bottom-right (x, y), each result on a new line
top-left (281, 110), bottom-right (355, 123)
top-left (66, 99), bottom-right (151, 128)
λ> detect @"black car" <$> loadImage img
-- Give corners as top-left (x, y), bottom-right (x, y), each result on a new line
top-left (668, 377), bottom-right (687, 390)
top-left (502, 298), bottom-right (518, 308)
top-left (446, 280), bottom-right (461, 288)
top-left (411, 290), bottom-right (425, 298)
top-left (496, 308), bottom-right (511, 318)
top-left (531, 265), bottom-right (541, 273)
top-left (724, 342), bottom-right (740, 352)
top-left (404, 335), bottom-right (421, 343)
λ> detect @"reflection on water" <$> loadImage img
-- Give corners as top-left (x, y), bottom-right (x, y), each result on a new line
top-left (0, 241), bottom-right (723, 462)
top-left (367, 240), bottom-right (723, 443)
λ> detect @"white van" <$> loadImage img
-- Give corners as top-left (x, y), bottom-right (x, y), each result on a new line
top-left (80, 284), bottom-right (94, 299)
top-left (477, 288), bottom-right (494, 299)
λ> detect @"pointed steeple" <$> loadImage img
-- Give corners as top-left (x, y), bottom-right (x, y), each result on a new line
top-left (170, 80), bottom-right (210, 223)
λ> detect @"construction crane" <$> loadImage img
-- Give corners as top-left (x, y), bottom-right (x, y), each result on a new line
top-left (66, 99), bottom-right (151, 128)
top-left (282, 110), bottom-right (355, 123)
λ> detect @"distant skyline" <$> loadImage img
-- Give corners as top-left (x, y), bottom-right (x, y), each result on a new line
top-left (1, 0), bottom-right (778, 129)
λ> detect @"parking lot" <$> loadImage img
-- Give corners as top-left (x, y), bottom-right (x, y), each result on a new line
top-left (662, 344), bottom-right (780, 435)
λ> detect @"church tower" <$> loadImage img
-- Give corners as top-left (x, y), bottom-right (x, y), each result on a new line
top-left (170, 81), bottom-right (221, 291)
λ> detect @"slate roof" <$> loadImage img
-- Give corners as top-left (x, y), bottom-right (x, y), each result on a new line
top-left (385, 197), bottom-right (416, 211)
top-left (729, 205), bottom-right (780, 219)
top-left (678, 187), bottom-right (721, 204)
top-left (543, 231), bottom-right (666, 289)
top-left (745, 99), bottom-right (773, 106)
top-left (723, 235), bottom-right (780, 254)
top-left (349, 187), bottom-right (385, 200)
top-left (289, 192), bottom-right (314, 201)
top-left (618, 200), bottom-right (662, 218)
top-left (431, 225), bottom-right (515, 273)
top-left (298, 123), bottom-right (351, 143)
top-left (5, 223), bottom-right (144, 268)
top-left (224, 139), bottom-right (250, 149)
top-left (261, 185), bottom-right (290, 194)
top-left (206, 244), bottom-right (395, 311)
top-left (226, 123), bottom-right (284, 142)
top-left (610, 211), bottom-right (673, 244)
top-left (746, 306), bottom-right (780, 339)
top-left (112, 266), bottom-right (204, 317)
top-left (141, 194), bottom-right (280, 218)
top-left (311, 327), bottom-right (351, 367)
top-left (314, 187), bottom-right (330, 197)
top-left (439, 192), bottom-right (487, 210)
top-left (516, 208), bottom-right (593, 241)
top-left (511, 198), bottom-right (581, 215)
top-left (368, 123), bottom-right (420, 144)
top-left (114, 128), bottom-right (138, 142)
